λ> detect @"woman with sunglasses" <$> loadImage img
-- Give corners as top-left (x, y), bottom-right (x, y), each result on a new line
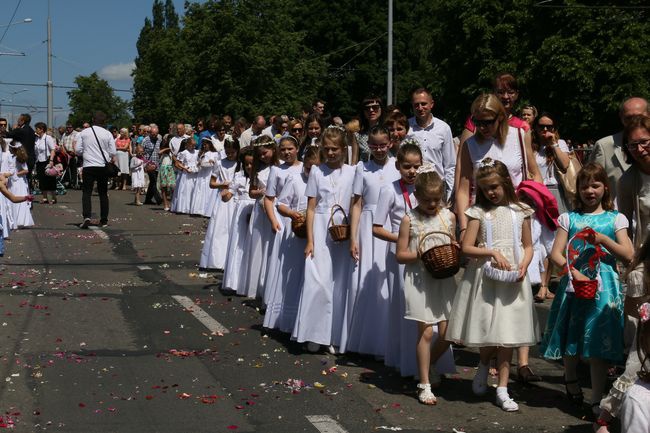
top-left (352, 94), bottom-right (385, 164)
top-left (455, 93), bottom-right (542, 384)
top-left (531, 113), bottom-right (570, 211)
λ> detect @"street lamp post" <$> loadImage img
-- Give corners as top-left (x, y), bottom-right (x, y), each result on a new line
top-left (47, 0), bottom-right (53, 128)
top-left (0, 18), bottom-right (32, 56)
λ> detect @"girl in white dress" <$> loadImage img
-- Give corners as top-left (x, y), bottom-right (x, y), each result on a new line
top-left (446, 158), bottom-right (539, 412)
top-left (344, 126), bottom-right (400, 355)
top-left (199, 139), bottom-right (239, 273)
top-left (243, 136), bottom-right (278, 299)
top-left (222, 147), bottom-right (256, 293)
top-left (8, 144), bottom-right (33, 228)
top-left (395, 166), bottom-right (457, 405)
top-left (374, 143), bottom-right (456, 379)
top-left (130, 145), bottom-right (146, 205)
top-left (264, 146), bottom-right (319, 333)
top-left (193, 138), bottom-right (219, 217)
top-left (292, 127), bottom-right (355, 353)
top-left (261, 136), bottom-right (303, 307)
top-left (171, 138), bottom-right (199, 214)
top-left (0, 142), bottom-right (15, 237)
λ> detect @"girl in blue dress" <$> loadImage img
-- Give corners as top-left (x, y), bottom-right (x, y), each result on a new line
top-left (541, 162), bottom-right (634, 413)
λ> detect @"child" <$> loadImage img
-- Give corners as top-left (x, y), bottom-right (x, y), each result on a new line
top-left (8, 143), bottom-right (34, 228)
top-left (0, 174), bottom-right (32, 255)
top-left (344, 126), bottom-right (400, 356)
top-left (607, 236), bottom-right (650, 433)
top-left (395, 166), bottom-right (457, 405)
top-left (222, 146), bottom-right (256, 293)
top-left (541, 162), bottom-right (633, 414)
top-left (243, 135), bottom-right (279, 300)
top-left (171, 137), bottom-right (199, 214)
top-left (446, 158), bottom-right (539, 412)
top-left (292, 126), bottom-right (355, 353)
top-left (193, 138), bottom-right (220, 217)
top-left (130, 145), bottom-right (146, 205)
top-left (621, 299), bottom-right (650, 432)
top-left (264, 146), bottom-right (320, 333)
top-left (199, 138), bottom-right (239, 273)
top-left (261, 136), bottom-right (303, 307)
top-left (157, 140), bottom-right (176, 211)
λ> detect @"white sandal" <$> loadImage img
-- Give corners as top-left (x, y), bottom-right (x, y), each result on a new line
top-left (417, 383), bottom-right (437, 405)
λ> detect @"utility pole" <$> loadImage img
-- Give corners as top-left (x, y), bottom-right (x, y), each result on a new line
top-left (47, 0), bottom-right (54, 127)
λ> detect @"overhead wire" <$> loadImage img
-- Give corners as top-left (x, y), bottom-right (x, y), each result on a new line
top-left (0, 0), bottom-right (23, 46)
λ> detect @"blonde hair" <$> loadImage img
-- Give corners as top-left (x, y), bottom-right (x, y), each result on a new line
top-left (470, 93), bottom-right (509, 145)
top-left (414, 170), bottom-right (445, 204)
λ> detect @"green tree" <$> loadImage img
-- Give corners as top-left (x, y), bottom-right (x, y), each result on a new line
top-left (132, 0), bottom-right (184, 127)
top-left (67, 73), bottom-right (131, 127)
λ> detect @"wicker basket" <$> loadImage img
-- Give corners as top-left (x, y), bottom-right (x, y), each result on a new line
top-left (291, 212), bottom-right (307, 238)
top-left (419, 231), bottom-right (460, 279)
top-left (573, 279), bottom-right (598, 300)
top-left (327, 204), bottom-right (350, 242)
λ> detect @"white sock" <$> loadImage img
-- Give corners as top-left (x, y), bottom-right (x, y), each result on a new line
top-left (496, 386), bottom-right (509, 399)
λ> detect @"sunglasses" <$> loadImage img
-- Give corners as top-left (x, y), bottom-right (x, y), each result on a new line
top-left (472, 118), bottom-right (497, 127)
top-left (364, 104), bottom-right (381, 112)
top-left (291, 128), bottom-right (303, 132)
top-left (627, 138), bottom-right (650, 150)
top-left (537, 124), bottom-right (556, 132)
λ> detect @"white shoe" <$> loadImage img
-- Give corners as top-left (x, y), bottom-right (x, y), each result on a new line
top-left (328, 345), bottom-right (339, 355)
top-left (417, 383), bottom-right (437, 405)
top-left (198, 272), bottom-right (209, 278)
top-left (496, 393), bottom-right (519, 412)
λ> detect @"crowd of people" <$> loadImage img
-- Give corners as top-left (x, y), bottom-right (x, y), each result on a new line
top-left (0, 72), bottom-right (649, 431)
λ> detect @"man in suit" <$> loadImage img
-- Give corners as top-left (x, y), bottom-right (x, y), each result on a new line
top-left (588, 97), bottom-right (648, 201)
top-left (3, 113), bottom-right (36, 186)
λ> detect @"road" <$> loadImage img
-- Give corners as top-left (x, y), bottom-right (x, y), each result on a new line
top-left (0, 189), bottom-right (611, 432)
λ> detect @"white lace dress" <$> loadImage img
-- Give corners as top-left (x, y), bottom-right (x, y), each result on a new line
top-left (403, 207), bottom-right (457, 324)
top-left (447, 204), bottom-right (540, 347)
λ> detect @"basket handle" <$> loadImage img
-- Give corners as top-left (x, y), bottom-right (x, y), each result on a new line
top-left (328, 204), bottom-right (349, 228)
top-left (418, 231), bottom-right (454, 255)
top-left (565, 230), bottom-right (602, 281)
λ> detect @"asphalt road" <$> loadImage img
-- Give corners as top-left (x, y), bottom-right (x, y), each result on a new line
top-left (0, 189), bottom-right (615, 433)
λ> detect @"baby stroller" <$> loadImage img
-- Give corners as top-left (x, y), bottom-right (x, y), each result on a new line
top-left (51, 147), bottom-right (69, 196)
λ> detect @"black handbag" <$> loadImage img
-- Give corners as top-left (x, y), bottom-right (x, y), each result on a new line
top-left (90, 125), bottom-right (119, 177)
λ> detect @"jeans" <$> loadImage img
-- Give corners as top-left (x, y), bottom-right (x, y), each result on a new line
top-left (82, 166), bottom-right (109, 223)
top-left (145, 171), bottom-right (162, 204)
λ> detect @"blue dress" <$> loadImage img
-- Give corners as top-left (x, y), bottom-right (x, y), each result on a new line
top-left (540, 210), bottom-right (625, 364)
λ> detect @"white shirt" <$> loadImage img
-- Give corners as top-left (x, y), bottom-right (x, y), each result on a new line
top-left (35, 134), bottom-right (56, 162)
top-left (407, 115), bottom-right (455, 199)
top-left (76, 126), bottom-right (116, 168)
top-left (621, 380), bottom-right (650, 433)
top-left (534, 139), bottom-right (570, 186)
top-left (239, 127), bottom-right (271, 148)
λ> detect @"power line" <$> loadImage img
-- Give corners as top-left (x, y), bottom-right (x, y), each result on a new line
top-left (534, 1), bottom-right (650, 9)
top-left (0, 80), bottom-right (133, 93)
top-left (0, 0), bottom-right (23, 46)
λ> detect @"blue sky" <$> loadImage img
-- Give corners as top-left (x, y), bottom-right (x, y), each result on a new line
top-left (0, 0), bottom-right (197, 127)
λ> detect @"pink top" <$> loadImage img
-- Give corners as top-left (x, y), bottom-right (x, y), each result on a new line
top-left (464, 115), bottom-right (530, 133)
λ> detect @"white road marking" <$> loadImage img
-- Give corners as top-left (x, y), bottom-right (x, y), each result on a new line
top-left (59, 205), bottom-right (68, 209)
top-left (172, 295), bottom-right (229, 334)
top-left (305, 415), bottom-right (349, 433)
top-left (65, 209), bottom-right (76, 213)
top-left (137, 265), bottom-right (152, 270)
top-left (89, 227), bottom-right (109, 239)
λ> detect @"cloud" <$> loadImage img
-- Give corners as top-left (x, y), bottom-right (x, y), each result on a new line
top-left (98, 62), bottom-right (135, 81)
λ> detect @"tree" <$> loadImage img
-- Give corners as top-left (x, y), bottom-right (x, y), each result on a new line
top-left (67, 73), bottom-right (131, 127)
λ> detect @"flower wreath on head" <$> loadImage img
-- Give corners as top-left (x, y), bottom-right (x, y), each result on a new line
top-left (400, 137), bottom-right (420, 148)
top-left (479, 158), bottom-right (495, 168)
top-left (326, 124), bottom-right (346, 132)
top-left (416, 163), bottom-right (436, 175)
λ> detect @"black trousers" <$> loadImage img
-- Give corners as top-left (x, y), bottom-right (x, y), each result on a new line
top-left (144, 171), bottom-right (162, 204)
top-left (82, 166), bottom-right (109, 223)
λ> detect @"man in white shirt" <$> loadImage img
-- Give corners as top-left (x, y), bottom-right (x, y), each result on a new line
top-left (406, 87), bottom-right (455, 199)
top-left (169, 122), bottom-right (188, 157)
top-left (239, 115), bottom-right (267, 148)
top-left (75, 111), bottom-right (116, 228)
